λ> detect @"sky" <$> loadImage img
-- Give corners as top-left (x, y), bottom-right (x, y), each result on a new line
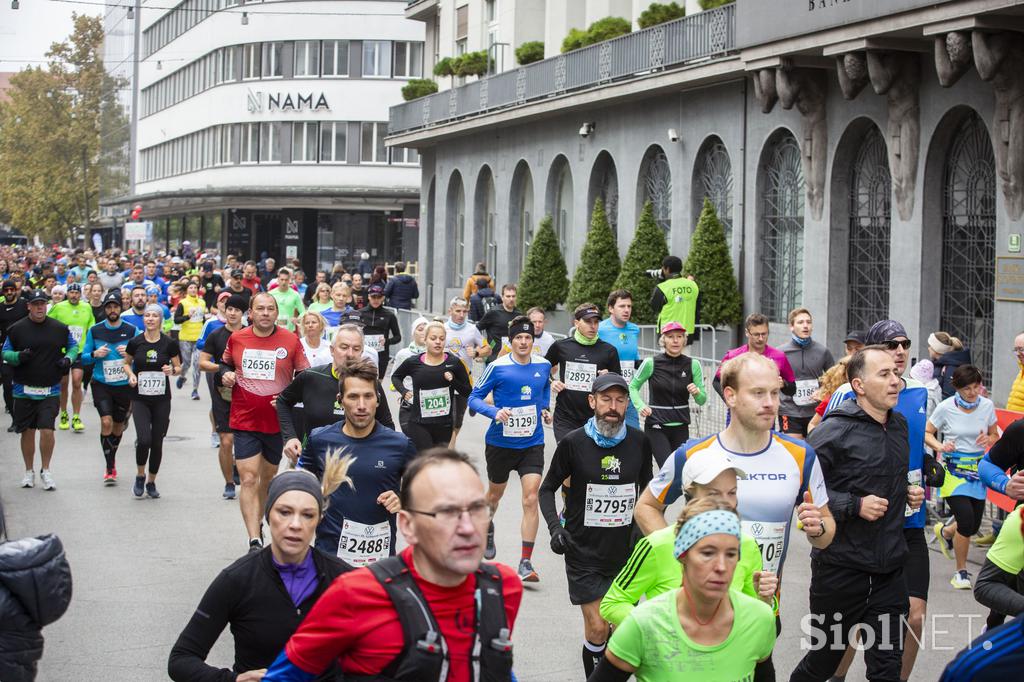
top-left (0, 1), bottom-right (95, 73)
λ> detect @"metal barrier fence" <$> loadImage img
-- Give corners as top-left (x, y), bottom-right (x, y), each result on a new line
top-left (388, 4), bottom-right (737, 135)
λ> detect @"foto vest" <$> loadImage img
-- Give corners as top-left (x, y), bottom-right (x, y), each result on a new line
top-left (178, 296), bottom-right (205, 342)
top-left (1008, 362), bottom-right (1024, 412)
top-left (656, 277), bottom-right (699, 333)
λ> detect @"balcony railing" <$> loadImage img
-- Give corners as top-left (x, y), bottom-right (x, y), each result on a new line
top-left (389, 4), bottom-right (736, 136)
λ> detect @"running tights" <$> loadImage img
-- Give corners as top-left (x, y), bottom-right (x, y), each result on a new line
top-left (178, 340), bottom-right (200, 390)
top-left (101, 433), bottom-right (124, 470)
top-left (402, 421), bottom-right (452, 452)
top-left (645, 423), bottom-right (690, 468)
top-left (946, 495), bottom-right (986, 537)
top-left (133, 400), bottom-right (171, 474)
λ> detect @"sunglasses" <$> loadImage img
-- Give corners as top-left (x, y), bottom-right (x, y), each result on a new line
top-left (882, 339), bottom-right (912, 351)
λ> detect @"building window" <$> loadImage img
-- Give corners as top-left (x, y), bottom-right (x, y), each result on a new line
top-left (393, 147), bottom-right (420, 165)
top-left (292, 121), bottom-right (319, 163)
top-left (243, 44), bottom-right (261, 80)
top-left (847, 126), bottom-right (891, 335)
top-left (695, 137), bottom-right (733, 244)
top-left (320, 122), bottom-right (347, 163)
top-left (485, 0), bottom-right (496, 23)
top-left (360, 122), bottom-right (388, 164)
top-left (456, 4), bottom-right (469, 40)
top-left (259, 122), bottom-right (281, 162)
top-left (759, 132), bottom-right (805, 323)
top-left (220, 46), bottom-right (235, 83)
top-left (362, 41), bottom-right (392, 78)
top-left (640, 147), bottom-right (672, 235)
top-left (322, 40), bottom-right (350, 77)
top-left (218, 124), bottom-right (234, 165)
top-left (242, 122), bottom-right (259, 163)
top-left (294, 41), bottom-right (320, 77)
top-left (262, 42), bottom-right (284, 79)
top-left (394, 42), bottom-right (423, 78)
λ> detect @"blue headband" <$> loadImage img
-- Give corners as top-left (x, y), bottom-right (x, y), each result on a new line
top-left (674, 510), bottom-right (741, 559)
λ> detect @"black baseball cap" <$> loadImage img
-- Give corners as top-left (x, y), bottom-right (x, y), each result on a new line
top-left (843, 330), bottom-right (866, 345)
top-left (574, 305), bottom-right (601, 321)
top-left (592, 373), bottom-right (629, 394)
top-left (102, 290), bottom-right (123, 307)
top-left (26, 289), bottom-right (49, 303)
top-left (368, 283), bottom-right (385, 296)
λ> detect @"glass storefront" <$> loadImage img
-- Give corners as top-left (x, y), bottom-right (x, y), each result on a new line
top-left (316, 210), bottom-right (402, 273)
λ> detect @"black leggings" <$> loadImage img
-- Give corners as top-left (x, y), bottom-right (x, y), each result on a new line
top-left (947, 495), bottom-right (986, 537)
top-left (402, 421), bottom-right (452, 452)
top-left (645, 423), bottom-right (690, 468)
top-left (133, 399), bottom-right (171, 475)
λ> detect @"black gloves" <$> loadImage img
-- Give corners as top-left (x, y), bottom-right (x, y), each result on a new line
top-left (549, 527), bottom-right (576, 556)
top-left (57, 356), bottom-right (72, 372)
top-left (17, 348), bottom-right (33, 364)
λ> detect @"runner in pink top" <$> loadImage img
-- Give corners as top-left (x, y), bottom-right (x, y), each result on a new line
top-left (713, 313), bottom-right (796, 399)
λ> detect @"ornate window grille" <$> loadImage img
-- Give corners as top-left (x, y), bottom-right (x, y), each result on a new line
top-left (759, 134), bottom-right (805, 322)
top-left (847, 127), bottom-right (892, 333)
top-left (450, 180), bottom-right (465, 288)
top-left (941, 112), bottom-right (996, 386)
top-left (593, 157), bottom-right (619, 235)
top-left (641, 149), bottom-right (672, 234)
top-left (697, 139), bottom-right (733, 243)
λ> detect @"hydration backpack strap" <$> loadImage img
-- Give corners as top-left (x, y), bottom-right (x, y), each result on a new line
top-left (473, 563), bottom-right (514, 682)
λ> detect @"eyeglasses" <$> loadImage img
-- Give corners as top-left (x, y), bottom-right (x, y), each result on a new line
top-left (406, 501), bottom-right (490, 525)
top-left (1014, 348), bottom-right (1024, 355)
top-left (882, 339), bottom-right (912, 350)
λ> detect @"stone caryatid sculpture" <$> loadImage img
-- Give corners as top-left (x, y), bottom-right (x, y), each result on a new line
top-left (867, 50), bottom-right (920, 221)
top-left (752, 68), bottom-right (778, 114)
top-left (973, 30), bottom-right (1024, 220)
top-left (776, 62), bottom-right (827, 220)
top-left (935, 31), bottom-right (974, 87)
top-left (836, 52), bottom-right (870, 100)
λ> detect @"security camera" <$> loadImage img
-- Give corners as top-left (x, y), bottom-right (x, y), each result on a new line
top-left (667, 128), bottom-right (679, 143)
top-left (579, 122), bottom-right (595, 138)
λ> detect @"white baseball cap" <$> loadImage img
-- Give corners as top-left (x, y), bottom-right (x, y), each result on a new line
top-left (682, 450), bottom-right (747, 490)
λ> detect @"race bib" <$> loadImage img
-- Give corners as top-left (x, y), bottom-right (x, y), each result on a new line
top-left (794, 379), bottom-right (819, 406)
top-left (138, 371), bottom-right (165, 397)
top-left (23, 385), bottom-right (50, 397)
top-left (189, 307), bottom-right (204, 321)
top-left (419, 386), bottom-right (451, 418)
top-left (102, 360), bottom-right (128, 383)
top-left (906, 469), bottom-right (922, 517)
top-left (502, 405), bottom-right (537, 438)
top-left (337, 519), bottom-right (391, 567)
top-left (365, 334), bottom-right (385, 352)
top-left (742, 520), bottom-right (787, 574)
top-left (69, 326), bottom-right (84, 344)
top-left (564, 361), bottom-right (597, 392)
top-left (241, 348), bottom-right (277, 381)
top-left (584, 484), bottom-right (636, 528)
top-left (620, 360), bottom-right (635, 382)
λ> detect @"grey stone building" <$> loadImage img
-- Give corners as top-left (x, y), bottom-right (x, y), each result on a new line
top-left (388, 0), bottom-right (1024, 402)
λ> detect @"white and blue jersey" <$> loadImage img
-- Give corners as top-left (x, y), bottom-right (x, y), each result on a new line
top-left (196, 317), bottom-right (225, 352)
top-left (826, 377), bottom-right (928, 529)
top-left (468, 353), bottom-right (551, 449)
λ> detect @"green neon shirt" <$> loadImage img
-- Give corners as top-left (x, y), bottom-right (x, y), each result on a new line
top-left (600, 526), bottom-right (766, 627)
top-left (988, 507), bottom-right (1024, 576)
top-left (269, 287), bottom-right (306, 331)
top-left (629, 355), bottom-right (707, 426)
top-left (48, 300), bottom-right (95, 348)
top-left (608, 588), bottom-right (775, 682)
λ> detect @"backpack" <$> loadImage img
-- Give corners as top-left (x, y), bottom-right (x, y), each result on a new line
top-left (479, 294), bottom-right (499, 315)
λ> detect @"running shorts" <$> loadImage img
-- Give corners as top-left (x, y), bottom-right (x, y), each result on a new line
top-left (903, 527), bottom-right (929, 601)
top-left (91, 382), bottom-right (133, 423)
top-left (778, 415), bottom-right (811, 438)
top-left (564, 560), bottom-right (616, 606)
top-left (13, 396), bottom-right (60, 433)
top-left (453, 392), bottom-right (469, 429)
top-left (233, 429), bottom-right (284, 465)
top-left (485, 443), bottom-right (545, 484)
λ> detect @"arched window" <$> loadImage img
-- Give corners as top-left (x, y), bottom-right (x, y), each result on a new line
top-left (941, 112), bottom-right (996, 385)
top-left (589, 151), bottom-right (619, 235)
top-left (759, 132), bottom-right (804, 322)
top-left (546, 157), bottom-right (574, 253)
top-left (446, 172), bottom-right (465, 288)
top-left (475, 166), bottom-right (497, 280)
top-left (847, 126), bottom-right (891, 333)
top-left (639, 146), bottom-right (672, 234)
top-left (508, 161), bottom-right (533, 280)
top-left (694, 138), bottom-right (733, 243)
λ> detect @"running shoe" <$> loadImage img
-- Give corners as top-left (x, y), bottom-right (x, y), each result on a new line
top-left (223, 483), bottom-right (236, 500)
top-left (111, 467), bottom-right (118, 482)
top-left (71, 414), bottom-right (84, 432)
top-left (210, 432), bottom-right (219, 448)
top-left (974, 533), bottom-right (997, 547)
top-left (40, 469), bottom-right (55, 491)
top-left (133, 475), bottom-right (145, 498)
top-left (145, 482), bottom-right (160, 499)
top-left (950, 569), bottom-right (972, 590)
top-left (103, 469), bottom-right (116, 486)
top-left (933, 521), bottom-right (954, 560)
top-left (484, 522), bottom-right (496, 560)
top-left (248, 538), bottom-right (263, 553)
top-left (517, 558), bottom-right (539, 583)
top-left (175, 376), bottom-right (185, 389)
top-left (58, 411), bottom-right (69, 430)
top-left (191, 389), bottom-right (200, 400)
top-left (20, 470), bottom-right (34, 488)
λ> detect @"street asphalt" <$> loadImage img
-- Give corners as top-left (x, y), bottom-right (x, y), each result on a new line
top-left (1, 376), bottom-right (993, 681)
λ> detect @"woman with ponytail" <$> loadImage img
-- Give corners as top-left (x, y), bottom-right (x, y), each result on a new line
top-left (928, 331), bottom-right (971, 400)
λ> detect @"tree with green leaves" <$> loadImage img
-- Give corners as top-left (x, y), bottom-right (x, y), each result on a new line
top-left (517, 215), bottom-right (569, 311)
top-left (684, 198), bottom-right (742, 327)
top-left (515, 41), bottom-right (545, 65)
top-left (568, 199), bottom-right (620, 310)
top-left (0, 14), bottom-right (123, 243)
top-left (638, 2), bottom-right (686, 28)
top-left (699, 0), bottom-right (735, 9)
top-left (401, 79), bottom-right (438, 101)
top-left (613, 201), bottom-right (669, 324)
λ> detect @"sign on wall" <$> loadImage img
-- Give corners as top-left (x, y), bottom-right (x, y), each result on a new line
top-left (246, 89), bottom-right (330, 113)
top-left (996, 256), bottom-right (1024, 302)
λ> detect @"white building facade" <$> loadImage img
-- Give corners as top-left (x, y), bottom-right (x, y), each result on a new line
top-left (103, 0), bottom-right (424, 271)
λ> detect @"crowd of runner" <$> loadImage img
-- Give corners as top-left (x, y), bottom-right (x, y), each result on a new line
top-left (1, 244), bottom-right (1021, 681)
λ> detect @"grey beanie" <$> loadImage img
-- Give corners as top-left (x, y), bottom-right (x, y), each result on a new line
top-left (264, 469), bottom-right (323, 521)
top-left (865, 320), bottom-right (909, 345)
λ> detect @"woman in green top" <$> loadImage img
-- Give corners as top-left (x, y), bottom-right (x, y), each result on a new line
top-left (305, 282), bottom-right (332, 314)
top-left (589, 499), bottom-right (776, 682)
top-left (973, 506), bottom-right (1024, 629)
top-left (629, 321), bottom-right (706, 467)
top-left (600, 449), bottom-right (777, 627)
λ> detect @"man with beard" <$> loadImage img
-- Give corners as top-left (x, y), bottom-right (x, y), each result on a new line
top-left (48, 282), bottom-right (95, 433)
top-left (0, 280), bottom-right (29, 426)
top-left (121, 287), bottom-right (148, 331)
top-left (539, 373), bottom-right (653, 678)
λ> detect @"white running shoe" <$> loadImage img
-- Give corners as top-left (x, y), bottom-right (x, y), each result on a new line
top-left (21, 470), bottom-right (34, 488)
top-left (950, 569), bottom-right (972, 590)
top-left (210, 432), bottom-right (219, 449)
top-left (40, 469), bottom-right (56, 491)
